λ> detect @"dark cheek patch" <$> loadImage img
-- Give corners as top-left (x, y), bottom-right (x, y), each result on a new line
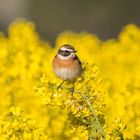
top-left (58, 50), bottom-right (71, 56)
top-left (62, 51), bottom-right (66, 56)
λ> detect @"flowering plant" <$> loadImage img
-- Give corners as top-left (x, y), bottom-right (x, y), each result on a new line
top-left (0, 20), bottom-right (139, 139)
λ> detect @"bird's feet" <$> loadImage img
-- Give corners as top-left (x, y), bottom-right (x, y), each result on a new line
top-left (70, 86), bottom-right (74, 94)
top-left (57, 84), bottom-right (62, 91)
top-left (57, 81), bottom-right (65, 91)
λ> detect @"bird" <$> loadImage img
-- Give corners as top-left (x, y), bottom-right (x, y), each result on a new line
top-left (52, 44), bottom-right (83, 93)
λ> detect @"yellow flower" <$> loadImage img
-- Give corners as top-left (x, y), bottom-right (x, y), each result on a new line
top-left (0, 20), bottom-right (140, 139)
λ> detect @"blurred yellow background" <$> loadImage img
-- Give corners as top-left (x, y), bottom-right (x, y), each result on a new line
top-left (0, 20), bottom-right (139, 139)
top-left (0, 0), bottom-right (140, 43)
top-left (0, 1), bottom-right (140, 140)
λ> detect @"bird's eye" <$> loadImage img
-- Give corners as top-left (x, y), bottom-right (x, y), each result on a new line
top-left (65, 50), bottom-right (70, 55)
top-left (58, 49), bottom-right (71, 56)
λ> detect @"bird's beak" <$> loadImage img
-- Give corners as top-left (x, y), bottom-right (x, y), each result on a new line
top-left (73, 50), bottom-right (77, 53)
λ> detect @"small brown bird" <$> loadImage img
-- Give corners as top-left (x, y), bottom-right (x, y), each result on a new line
top-left (52, 44), bottom-right (83, 92)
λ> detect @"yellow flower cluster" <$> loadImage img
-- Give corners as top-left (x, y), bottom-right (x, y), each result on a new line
top-left (0, 107), bottom-right (47, 140)
top-left (0, 19), bottom-right (140, 140)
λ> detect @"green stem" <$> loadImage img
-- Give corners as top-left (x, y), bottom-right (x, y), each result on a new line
top-left (75, 90), bottom-right (106, 140)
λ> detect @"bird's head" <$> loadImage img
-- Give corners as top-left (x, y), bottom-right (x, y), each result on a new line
top-left (57, 44), bottom-right (77, 60)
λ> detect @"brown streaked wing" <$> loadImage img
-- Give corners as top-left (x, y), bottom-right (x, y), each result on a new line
top-left (73, 55), bottom-right (82, 65)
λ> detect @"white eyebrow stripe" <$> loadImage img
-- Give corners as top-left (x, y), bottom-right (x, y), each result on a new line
top-left (60, 47), bottom-right (73, 52)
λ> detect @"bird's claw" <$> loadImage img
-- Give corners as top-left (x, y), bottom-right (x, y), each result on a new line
top-left (70, 87), bottom-right (74, 94)
top-left (57, 85), bottom-right (62, 91)
top-left (57, 81), bottom-right (65, 91)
